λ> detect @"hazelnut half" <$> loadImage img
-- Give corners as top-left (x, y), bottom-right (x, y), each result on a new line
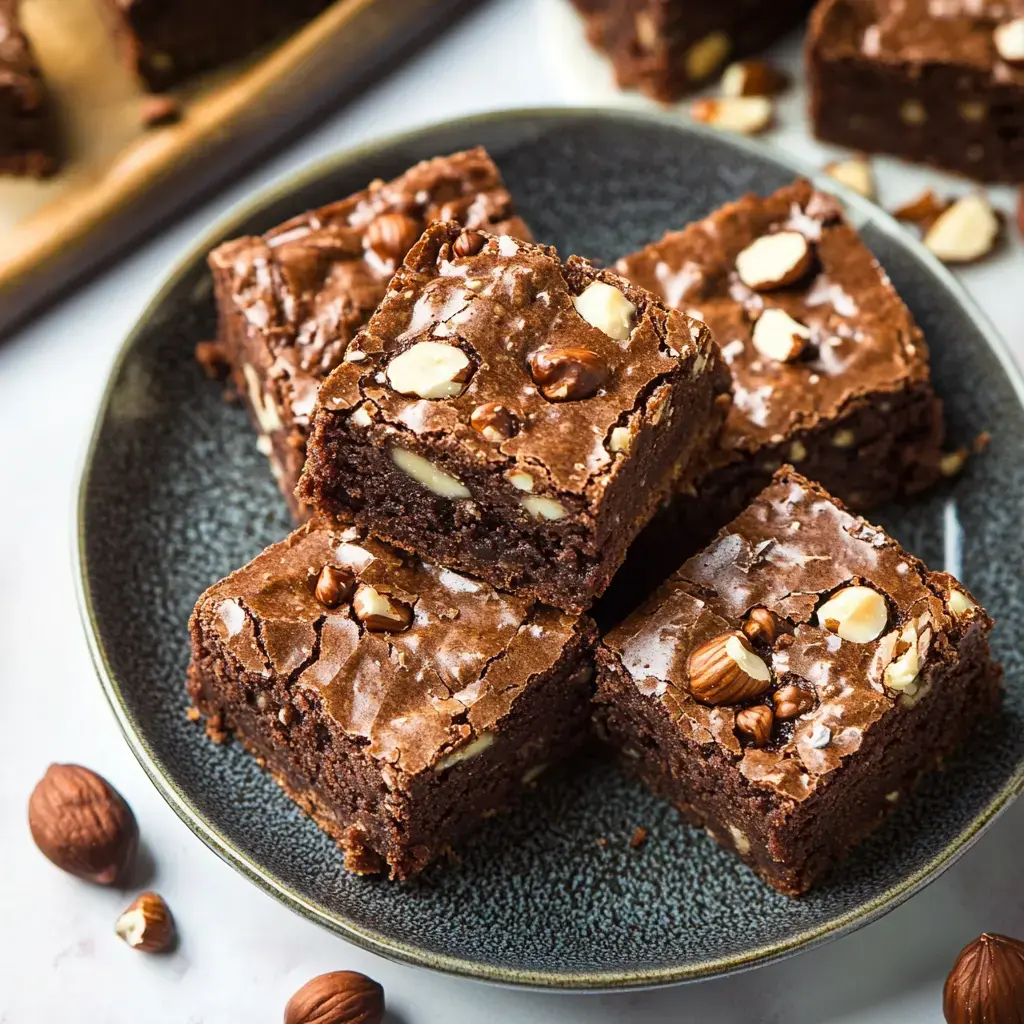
top-left (28, 764), bottom-right (138, 885)
top-left (352, 584), bottom-right (412, 633)
top-left (285, 970), bottom-right (385, 1024)
top-left (735, 231), bottom-right (813, 291)
top-left (315, 565), bottom-right (355, 609)
top-left (115, 892), bottom-right (176, 953)
top-left (528, 346), bottom-right (609, 401)
top-left (735, 706), bottom-right (773, 747)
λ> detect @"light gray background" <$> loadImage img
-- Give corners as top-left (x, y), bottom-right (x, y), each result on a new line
top-left (3, 1), bottom-right (1022, 1020)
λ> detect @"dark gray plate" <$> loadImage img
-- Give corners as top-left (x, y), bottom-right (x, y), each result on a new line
top-left (78, 109), bottom-right (1024, 990)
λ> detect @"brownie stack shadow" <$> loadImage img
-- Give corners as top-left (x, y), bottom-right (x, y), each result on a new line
top-left (187, 151), bottom-right (1001, 894)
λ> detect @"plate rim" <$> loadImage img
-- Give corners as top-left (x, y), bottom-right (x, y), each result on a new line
top-left (76, 105), bottom-right (1024, 992)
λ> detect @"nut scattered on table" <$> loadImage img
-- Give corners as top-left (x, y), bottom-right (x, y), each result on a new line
top-left (891, 189), bottom-right (950, 231)
top-left (943, 932), bottom-right (1024, 1024)
top-left (816, 585), bottom-right (888, 643)
top-left (528, 346), bottom-right (609, 401)
top-left (721, 59), bottom-right (789, 98)
top-left (687, 631), bottom-right (772, 705)
top-left (923, 193), bottom-right (1000, 264)
top-left (736, 705), bottom-right (774, 747)
top-left (114, 892), bottom-right (176, 953)
top-left (284, 970), bottom-right (385, 1024)
top-left (735, 231), bottom-right (814, 291)
top-left (823, 157), bottom-right (875, 200)
top-left (28, 764), bottom-right (138, 885)
top-left (751, 307), bottom-right (810, 363)
top-left (690, 96), bottom-right (774, 135)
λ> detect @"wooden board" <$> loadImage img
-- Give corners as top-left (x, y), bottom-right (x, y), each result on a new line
top-left (0, 0), bottom-right (476, 335)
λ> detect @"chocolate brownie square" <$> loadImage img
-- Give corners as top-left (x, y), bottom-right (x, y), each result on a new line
top-left (616, 178), bottom-right (946, 548)
top-left (809, 0), bottom-right (1024, 182)
top-left (208, 148), bottom-right (530, 519)
top-left (96, 0), bottom-right (333, 91)
top-left (0, 0), bottom-right (57, 177)
top-left (594, 467), bottom-right (1001, 895)
top-left (298, 220), bottom-right (730, 614)
top-left (572, 0), bottom-right (812, 101)
top-left (188, 520), bottom-right (598, 880)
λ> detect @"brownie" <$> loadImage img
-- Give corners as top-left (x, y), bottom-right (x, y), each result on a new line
top-left (298, 220), bottom-right (731, 615)
top-left (208, 148), bottom-right (530, 519)
top-left (616, 178), bottom-right (945, 553)
top-left (594, 467), bottom-right (1002, 895)
top-left (97, 0), bottom-right (333, 91)
top-left (188, 519), bottom-right (598, 880)
top-left (0, 0), bottom-right (57, 177)
top-left (572, 0), bottom-right (812, 101)
top-left (809, 0), bottom-right (1024, 182)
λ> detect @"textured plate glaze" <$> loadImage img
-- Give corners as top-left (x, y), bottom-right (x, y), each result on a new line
top-left (79, 109), bottom-right (1024, 990)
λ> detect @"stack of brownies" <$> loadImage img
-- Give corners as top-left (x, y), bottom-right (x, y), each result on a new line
top-left (188, 147), bottom-right (1001, 894)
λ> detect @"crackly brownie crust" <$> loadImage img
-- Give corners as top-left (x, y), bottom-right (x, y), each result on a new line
top-left (299, 220), bottom-right (730, 614)
top-left (572, 0), bottom-right (812, 102)
top-left (208, 148), bottom-right (530, 518)
top-left (615, 179), bottom-right (945, 563)
top-left (0, 0), bottom-right (57, 177)
top-left (808, 0), bottom-right (1024, 183)
top-left (594, 467), bottom-right (1001, 895)
top-left (188, 519), bottom-right (598, 880)
top-left (97, 0), bottom-right (333, 91)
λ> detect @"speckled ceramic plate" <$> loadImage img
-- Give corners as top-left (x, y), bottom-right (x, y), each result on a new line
top-left (78, 109), bottom-right (1024, 991)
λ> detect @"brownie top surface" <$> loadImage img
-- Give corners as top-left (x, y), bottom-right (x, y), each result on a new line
top-left (192, 520), bottom-right (585, 777)
top-left (616, 179), bottom-right (930, 458)
top-left (814, 0), bottom-right (1024, 79)
top-left (315, 220), bottom-right (717, 498)
top-left (207, 147), bottom-right (529, 427)
top-left (602, 468), bottom-right (989, 803)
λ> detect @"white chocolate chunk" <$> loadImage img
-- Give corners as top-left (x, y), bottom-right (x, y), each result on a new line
top-left (572, 281), bottom-right (636, 341)
top-left (521, 495), bottom-right (567, 520)
top-left (391, 447), bottom-right (471, 498)
top-left (433, 732), bottom-right (495, 773)
top-left (386, 341), bottom-right (470, 399)
top-left (751, 307), bottom-right (810, 363)
top-left (816, 586), bottom-right (888, 643)
top-left (923, 194), bottom-right (999, 264)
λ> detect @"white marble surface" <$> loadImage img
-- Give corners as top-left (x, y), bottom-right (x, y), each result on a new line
top-left (2, 1), bottom-right (1023, 1020)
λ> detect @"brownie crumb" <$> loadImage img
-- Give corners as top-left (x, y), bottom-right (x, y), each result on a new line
top-left (185, 706), bottom-right (201, 723)
top-left (204, 711), bottom-right (229, 745)
top-left (595, 837), bottom-right (608, 848)
top-left (974, 431), bottom-right (992, 454)
top-left (195, 340), bottom-right (229, 379)
top-left (630, 826), bottom-right (648, 849)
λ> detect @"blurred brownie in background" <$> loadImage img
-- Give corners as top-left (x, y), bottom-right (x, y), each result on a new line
top-left (809, 0), bottom-right (1024, 182)
top-left (208, 148), bottom-right (530, 519)
top-left (0, 0), bottom-right (58, 177)
top-left (96, 0), bottom-right (334, 91)
top-left (572, 0), bottom-right (812, 101)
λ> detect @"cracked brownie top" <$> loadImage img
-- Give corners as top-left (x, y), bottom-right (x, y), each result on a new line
top-left (601, 467), bottom-right (991, 802)
top-left (312, 220), bottom-right (722, 502)
top-left (190, 520), bottom-right (588, 776)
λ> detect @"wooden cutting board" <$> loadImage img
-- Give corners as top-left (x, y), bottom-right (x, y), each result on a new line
top-left (0, 0), bottom-right (476, 335)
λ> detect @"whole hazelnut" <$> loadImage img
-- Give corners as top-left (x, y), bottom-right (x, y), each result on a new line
top-left (28, 764), bottom-right (138, 885)
top-left (943, 932), bottom-right (1024, 1024)
top-left (285, 970), bottom-right (384, 1024)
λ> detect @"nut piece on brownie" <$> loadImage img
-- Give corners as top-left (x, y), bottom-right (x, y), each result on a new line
top-left (298, 221), bottom-right (731, 614)
top-left (594, 467), bottom-right (1001, 895)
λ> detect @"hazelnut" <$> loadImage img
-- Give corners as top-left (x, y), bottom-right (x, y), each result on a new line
top-left (684, 31), bottom-right (731, 81)
top-left (115, 892), bottom-right (176, 953)
top-left (690, 96), bottom-right (773, 135)
top-left (391, 447), bottom-right (471, 499)
top-left (470, 402), bottom-right (518, 442)
top-left (315, 565), bottom-right (355, 609)
top-left (924, 193), bottom-right (1000, 264)
top-left (28, 764), bottom-right (138, 885)
top-left (735, 231), bottom-right (813, 291)
top-left (385, 341), bottom-right (472, 400)
top-left (742, 607), bottom-right (778, 644)
top-left (528, 346), bottom-right (609, 402)
top-left (364, 212), bottom-right (420, 262)
top-left (521, 495), bottom-right (568, 520)
top-left (994, 18), bottom-right (1024, 67)
top-left (285, 970), bottom-right (385, 1024)
top-left (773, 684), bottom-right (815, 720)
top-left (572, 281), bottom-right (636, 341)
top-left (721, 59), bottom-right (789, 98)
top-left (816, 585), bottom-right (888, 643)
top-left (751, 308), bottom-right (810, 363)
top-left (884, 620), bottom-right (922, 694)
top-left (891, 189), bottom-right (950, 231)
top-left (352, 584), bottom-right (412, 633)
top-left (687, 631), bottom-right (772, 705)
top-left (823, 157), bottom-right (875, 200)
top-left (948, 589), bottom-right (978, 618)
top-left (735, 706), bottom-right (773, 747)
top-left (943, 933), bottom-right (1024, 1024)
top-left (452, 229), bottom-right (486, 258)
